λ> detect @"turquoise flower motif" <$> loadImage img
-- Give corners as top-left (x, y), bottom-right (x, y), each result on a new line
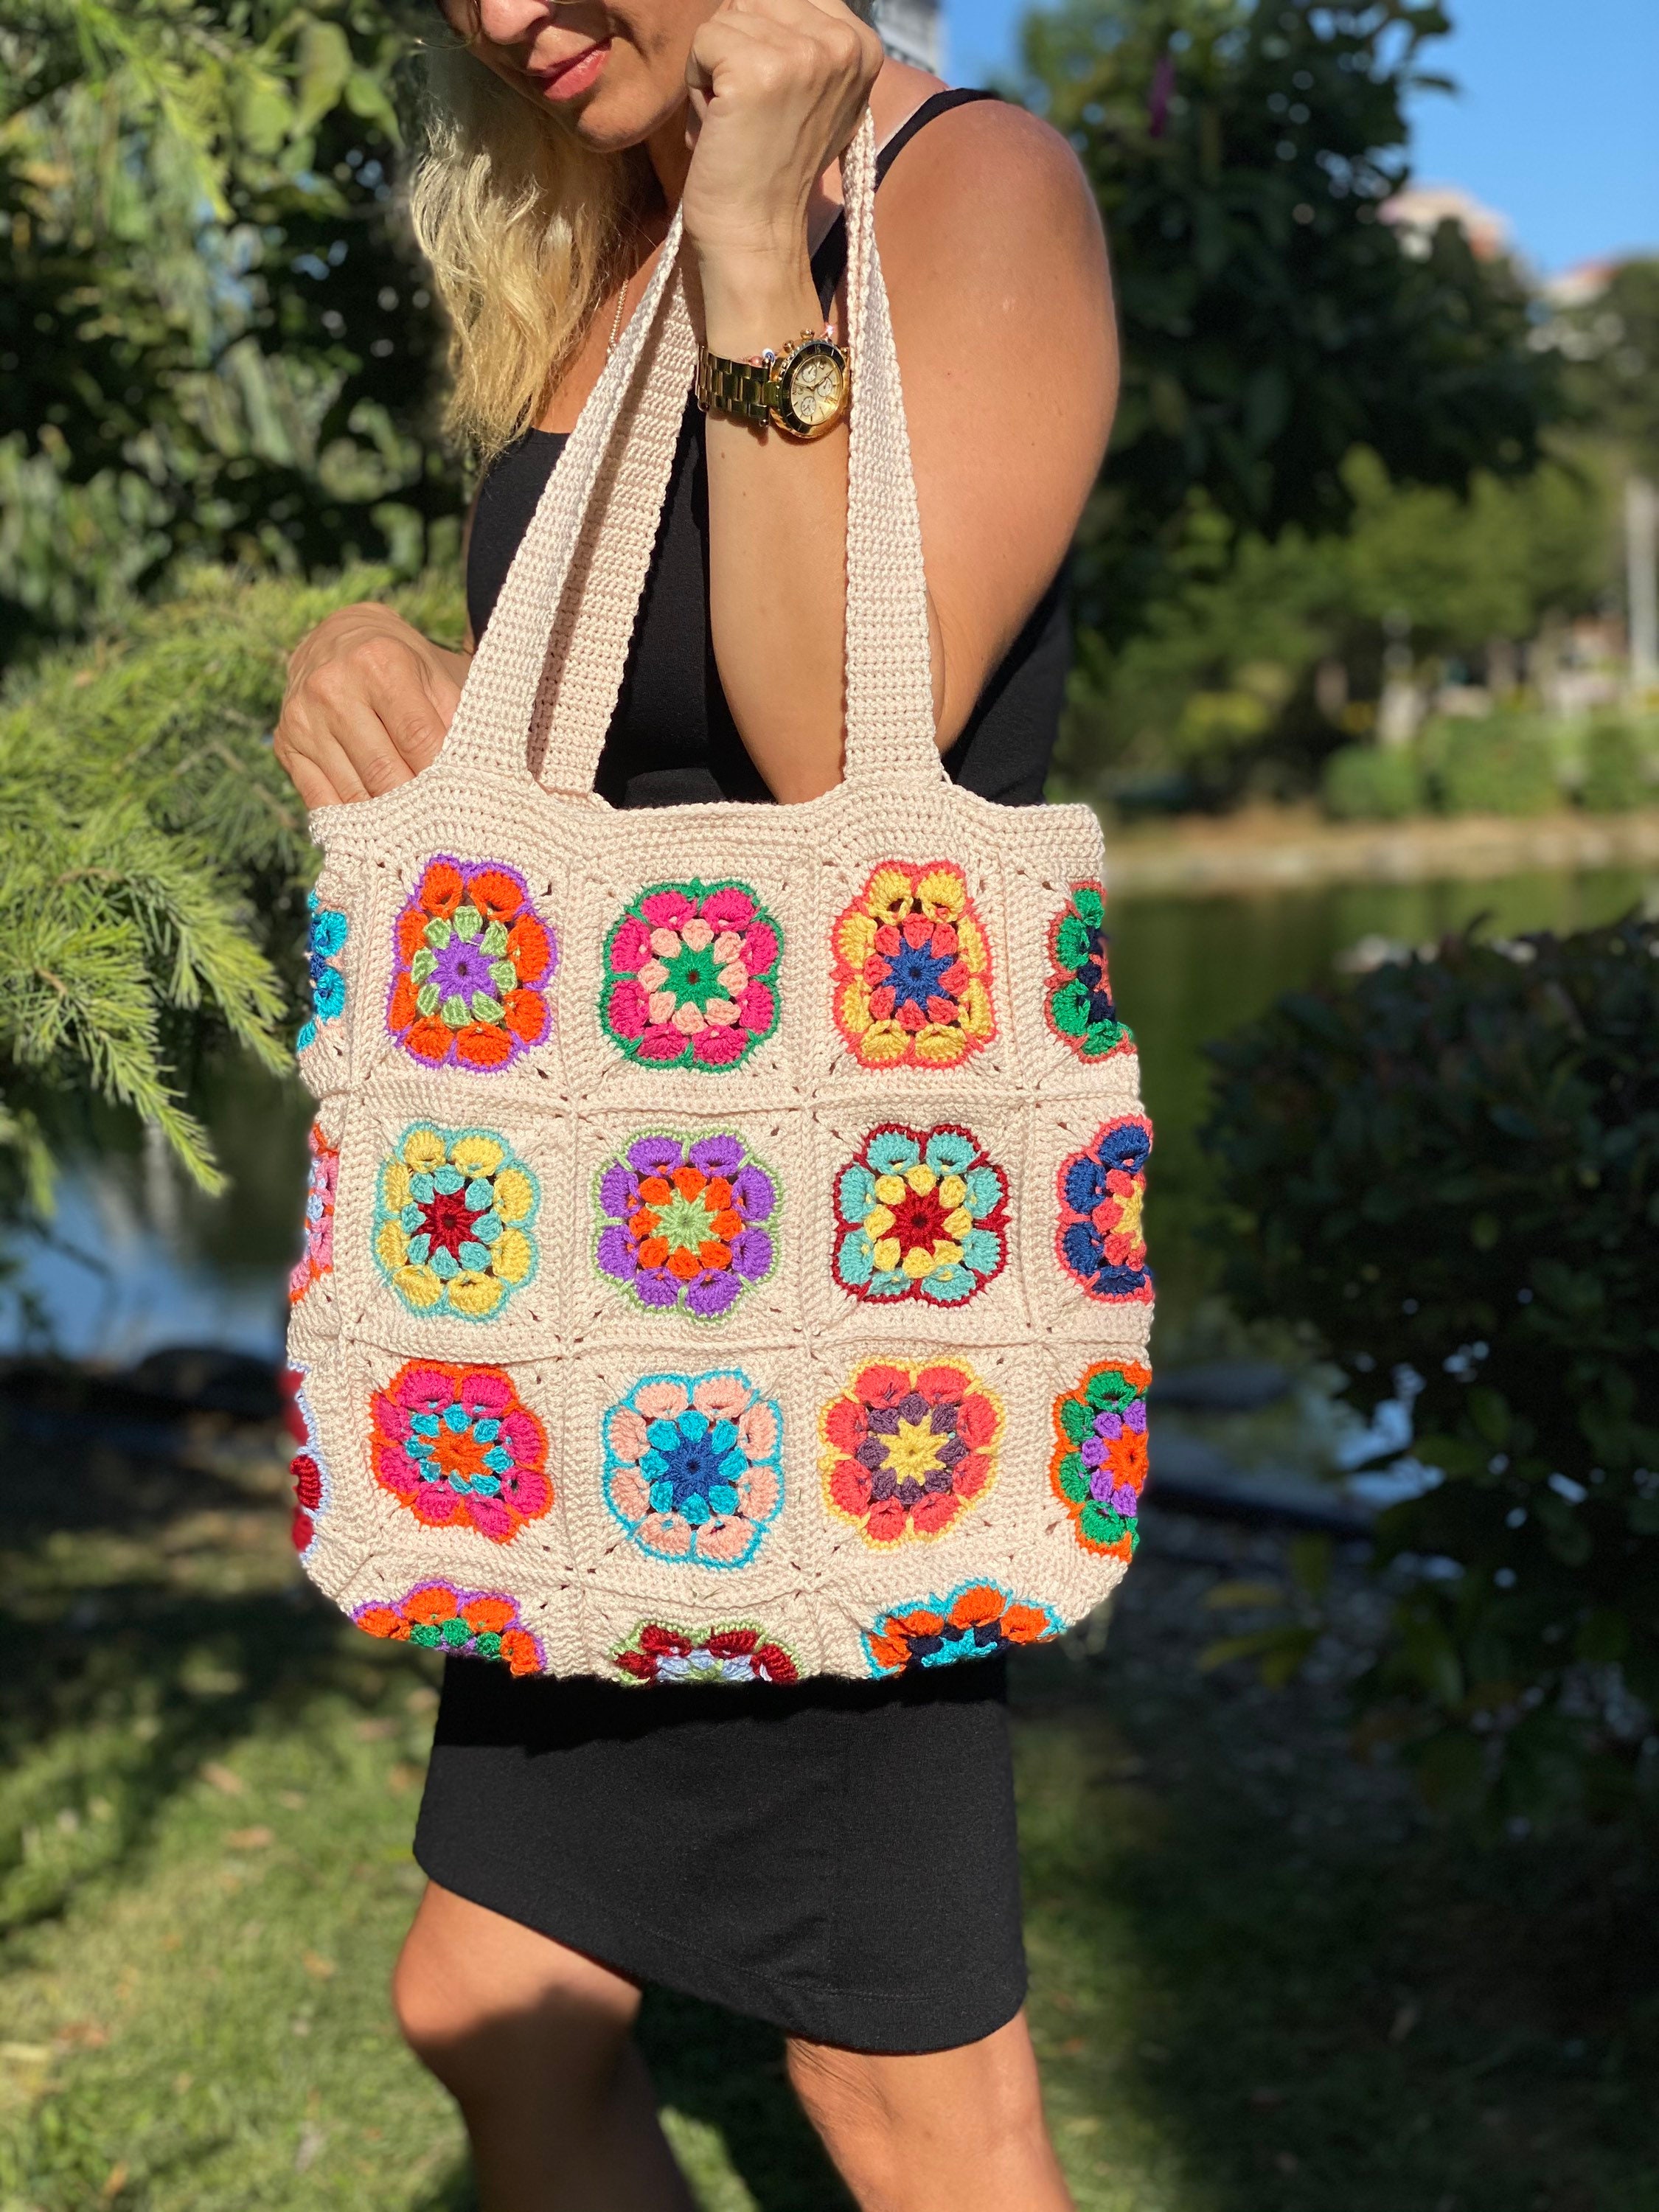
top-left (298, 890), bottom-right (348, 1053)
top-left (832, 1124), bottom-right (1009, 1305)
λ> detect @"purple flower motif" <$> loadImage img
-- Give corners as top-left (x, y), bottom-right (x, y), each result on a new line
top-left (595, 1131), bottom-right (779, 1321)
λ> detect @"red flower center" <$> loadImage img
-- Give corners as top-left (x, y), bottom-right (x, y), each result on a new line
top-left (420, 1189), bottom-right (483, 1257)
top-left (888, 1188), bottom-right (948, 1253)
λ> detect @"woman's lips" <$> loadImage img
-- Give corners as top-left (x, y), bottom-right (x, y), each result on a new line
top-left (528, 41), bottom-right (610, 101)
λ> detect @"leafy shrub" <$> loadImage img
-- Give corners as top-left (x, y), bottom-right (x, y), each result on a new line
top-left (1321, 742), bottom-right (1424, 821)
top-left (0, 564), bottom-right (462, 1209)
top-left (1425, 716), bottom-right (1562, 816)
top-left (1203, 919), bottom-right (1659, 1827)
top-left (1579, 720), bottom-right (1652, 813)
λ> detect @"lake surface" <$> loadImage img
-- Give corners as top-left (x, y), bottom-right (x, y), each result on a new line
top-left (12, 864), bottom-right (1654, 1366)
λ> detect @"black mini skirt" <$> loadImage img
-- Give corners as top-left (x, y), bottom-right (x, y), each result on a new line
top-left (414, 1652), bottom-right (1026, 2054)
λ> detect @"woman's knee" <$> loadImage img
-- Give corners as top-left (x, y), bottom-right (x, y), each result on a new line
top-left (785, 2016), bottom-right (1065, 2211)
top-left (393, 1882), bottom-right (639, 2101)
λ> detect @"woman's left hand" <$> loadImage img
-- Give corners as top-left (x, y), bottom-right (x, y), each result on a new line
top-left (681, 0), bottom-right (881, 310)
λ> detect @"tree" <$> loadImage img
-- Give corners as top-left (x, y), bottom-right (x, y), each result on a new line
top-left (1541, 258), bottom-right (1659, 477)
top-left (0, 564), bottom-right (460, 1225)
top-left (1082, 447), bottom-right (1613, 799)
top-left (1019, 0), bottom-right (1559, 661)
top-left (0, 0), bottom-right (465, 671)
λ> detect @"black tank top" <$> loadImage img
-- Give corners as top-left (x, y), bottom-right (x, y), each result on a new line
top-left (465, 88), bottom-right (1067, 809)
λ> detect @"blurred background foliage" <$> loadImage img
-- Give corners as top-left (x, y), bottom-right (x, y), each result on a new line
top-left (0, 0), bottom-right (462, 668)
top-left (1205, 917), bottom-right (1659, 1830)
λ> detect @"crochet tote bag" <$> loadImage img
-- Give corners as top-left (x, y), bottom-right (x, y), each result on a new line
top-left (285, 111), bottom-right (1153, 1690)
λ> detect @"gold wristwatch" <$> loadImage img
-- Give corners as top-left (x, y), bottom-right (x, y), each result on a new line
top-left (696, 328), bottom-right (850, 441)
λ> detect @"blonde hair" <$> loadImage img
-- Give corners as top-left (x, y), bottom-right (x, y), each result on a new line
top-left (408, 44), bottom-right (653, 460)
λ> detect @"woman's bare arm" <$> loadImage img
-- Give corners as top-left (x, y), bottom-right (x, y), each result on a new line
top-left (701, 91), bottom-right (1116, 800)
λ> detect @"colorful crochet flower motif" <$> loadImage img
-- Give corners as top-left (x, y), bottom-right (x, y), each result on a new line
top-left (387, 856), bottom-right (554, 1072)
top-left (282, 1366), bottom-right (327, 1555)
top-left (297, 890), bottom-right (347, 1053)
top-left (602, 882), bottom-right (781, 1071)
top-left (288, 1122), bottom-right (338, 1304)
top-left (604, 1372), bottom-right (783, 1568)
top-left (1057, 1115), bottom-right (1153, 1304)
top-left (1050, 1360), bottom-right (1152, 1562)
top-left (1046, 881), bottom-right (1133, 1060)
top-left (832, 861), bottom-right (994, 1068)
top-left (611, 1621), bottom-right (801, 1688)
top-left (370, 1361), bottom-right (552, 1543)
top-left (375, 1125), bottom-right (539, 1321)
top-left (820, 1361), bottom-right (1004, 1545)
top-left (596, 1133), bottom-right (776, 1319)
top-left (832, 1124), bottom-right (1007, 1305)
top-left (354, 1583), bottom-right (545, 1676)
top-left (863, 1582), bottom-right (1063, 1677)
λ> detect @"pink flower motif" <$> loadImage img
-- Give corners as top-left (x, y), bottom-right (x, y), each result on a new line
top-left (640, 889), bottom-right (696, 929)
top-left (701, 886), bottom-right (756, 931)
top-left (602, 1368), bottom-right (785, 1570)
top-left (369, 1360), bottom-right (552, 1545)
top-left (602, 880), bottom-right (782, 1073)
top-left (289, 1123), bottom-right (338, 1304)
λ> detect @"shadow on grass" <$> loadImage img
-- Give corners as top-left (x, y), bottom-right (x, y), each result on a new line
top-left (1011, 1589), bottom-right (1659, 2212)
top-left (406, 1990), bottom-right (853, 2212)
top-left (0, 1416), bottom-right (419, 1941)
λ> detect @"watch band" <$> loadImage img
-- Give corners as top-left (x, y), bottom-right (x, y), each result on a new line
top-left (695, 350), bottom-right (777, 428)
top-left (696, 327), bottom-right (846, 438)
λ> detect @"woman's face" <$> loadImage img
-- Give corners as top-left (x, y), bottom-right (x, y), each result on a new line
top-left (439, 0), bottom-right (711, 150)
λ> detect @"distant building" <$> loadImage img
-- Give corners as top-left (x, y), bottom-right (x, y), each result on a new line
top-left (1543, 259), bottom-right (1618, 310)
top-left (874, 0), bottom-right (943, 74)
top-left (1380, 184), bottom-right (1512, 263)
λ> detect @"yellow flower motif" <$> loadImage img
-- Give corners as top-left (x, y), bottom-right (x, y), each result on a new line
top-left (374, 1126), bottom-right (540, 1321)
top-left (402, 1127), bottom-right (447, 1175)
top-left (863, 866), bottom-right (916, 922)
top-left (392, 1265), bottom-right (444, 1310)
top-left (915, 868), bottom-right (967, 922)
top-left (451, 1134), bottom-right (506, 1178)
top-left (493, 1228), bottom-right (534, 1283)
top-left (493, 1168), bottom-right (536, 1224)
top-left (830, 860), bottom-right (996, 1071)
top-left (836, 911), bottom-right (878, 968)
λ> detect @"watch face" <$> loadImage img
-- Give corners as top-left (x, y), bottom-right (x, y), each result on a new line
top-left (780, 341), bottom-right (848, 435)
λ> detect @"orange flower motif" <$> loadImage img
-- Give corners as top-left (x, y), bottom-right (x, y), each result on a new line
top-left (863, 1581), bottom-right (1062, 1675)
top-left (831, 860), bottom-right (994, 1069)
top-left (353, 1582), bottom-right (544, 1674)
top-left (388, 855), bottom-right (554, 1073)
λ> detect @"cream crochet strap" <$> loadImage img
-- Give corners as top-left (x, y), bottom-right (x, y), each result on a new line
top-left (442, 110), bottom-right (945, 799)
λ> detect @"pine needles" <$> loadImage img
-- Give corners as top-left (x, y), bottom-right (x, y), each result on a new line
top-left (0, 563), bottom-right (465, 1208)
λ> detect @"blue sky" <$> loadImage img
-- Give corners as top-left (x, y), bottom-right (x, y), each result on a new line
top-left (943, 0), bottom-right (1659, 275)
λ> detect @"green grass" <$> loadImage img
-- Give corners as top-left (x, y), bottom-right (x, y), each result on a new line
top-left (1, 1416), bottom-right (1655, 2212)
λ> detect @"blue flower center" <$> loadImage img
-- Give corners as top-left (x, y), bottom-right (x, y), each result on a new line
top-left (887, 943), bottom-right (953, 1010)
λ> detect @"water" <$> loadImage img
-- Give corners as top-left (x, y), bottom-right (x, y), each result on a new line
top-left (9, 865), bottom-right (1652, 1367)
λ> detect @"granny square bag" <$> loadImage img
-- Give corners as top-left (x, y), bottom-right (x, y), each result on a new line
top-left (285, 112), bottom-right (1153, 1688)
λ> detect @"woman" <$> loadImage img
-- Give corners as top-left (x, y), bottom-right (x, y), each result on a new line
top-left (276, 0), bottom-right (1116, 2202)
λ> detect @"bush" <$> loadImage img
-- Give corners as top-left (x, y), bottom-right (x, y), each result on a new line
top-left (1425, 716), bottom-right (1562, 816)
top-left (1321, 742), bottom-right (1424, 821)
top-left (1579, 720), bottom-right (1651, 813)
top-left (1203, 918), bottom-right (1659, 1827)
top-left (0, 564), bottom-right (462, 1209)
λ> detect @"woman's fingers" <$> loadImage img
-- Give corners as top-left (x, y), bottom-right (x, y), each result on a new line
top-left (275, 616), bottom-right (465, 808)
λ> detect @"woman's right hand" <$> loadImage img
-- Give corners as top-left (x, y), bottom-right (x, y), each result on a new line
top-left (275, 605), bottom-right (470, 807)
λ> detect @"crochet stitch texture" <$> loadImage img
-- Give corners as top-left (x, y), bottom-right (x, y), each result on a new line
top-left (285, 115), bottom-right (1153, 1680)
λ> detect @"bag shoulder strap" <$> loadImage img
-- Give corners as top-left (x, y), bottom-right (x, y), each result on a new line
top-left (445, 111), bottom-right (944, 799)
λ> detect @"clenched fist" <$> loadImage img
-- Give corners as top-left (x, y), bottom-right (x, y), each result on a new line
top-left (275, 606), bottom-right (470, 810)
